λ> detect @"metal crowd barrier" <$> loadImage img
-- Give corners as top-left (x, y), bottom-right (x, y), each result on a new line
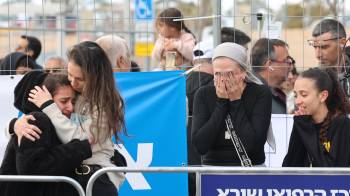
top-left (86, 166), bottom-right (350, 196)
top-left (0, 175), bottom-right (85, 196)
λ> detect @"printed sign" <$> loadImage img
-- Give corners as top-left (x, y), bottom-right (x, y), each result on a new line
top-left (201, 173), bottom-right (350, 196)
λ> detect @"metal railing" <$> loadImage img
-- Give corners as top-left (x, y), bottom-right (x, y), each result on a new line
top-left (85, 166), bottom-right (350, 196)
top-left (0, 175), bottom-right (85, 196)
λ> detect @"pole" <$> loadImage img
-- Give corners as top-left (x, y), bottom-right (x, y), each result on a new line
top-left (213, 0), bottom-right (221, 47)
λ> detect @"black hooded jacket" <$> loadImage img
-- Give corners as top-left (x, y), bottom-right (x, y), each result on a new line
top-left (0, 71), bottom-right (92, 196)
top-left (0, 52), bottom-right (40, 75)
top-left (283, 115), bottom-right (350, 167)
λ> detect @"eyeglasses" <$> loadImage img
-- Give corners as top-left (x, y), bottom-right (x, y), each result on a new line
top-left (270, 58), bottom-right (293, 66)
top-left (307, 37), bottom-right (344, 47)
top-left (45, 68), bottom-right (63, 73)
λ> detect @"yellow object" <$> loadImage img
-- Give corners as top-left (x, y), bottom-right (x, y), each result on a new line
top-left (323, 141), bottom-right (331, 152)
top-left (135, 42), bottom-right (154, 57)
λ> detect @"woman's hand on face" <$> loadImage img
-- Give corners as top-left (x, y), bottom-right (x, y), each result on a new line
top-left (14, 115), bottom-right (42, 145)
top-left (28, 85), bottom-right (53, 108)
top-left (225, 72), bottom-right (245, 101)
top-left (214, 74), bottom-right (229, 99)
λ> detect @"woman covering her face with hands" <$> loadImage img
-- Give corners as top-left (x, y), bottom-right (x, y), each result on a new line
top-left (191, 42), bottom-right (272, 166)
top-left (283, 68), bottom-right (350, 167)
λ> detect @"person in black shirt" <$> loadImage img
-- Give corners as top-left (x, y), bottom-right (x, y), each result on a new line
top-left (191, 42), bottom-right (272, 166)
top-left (187, 31), bottom-right (252, 196)
top-left (283, 68), bottom-right (350, 167)
top-left (0, 71), bottom-right (92, 196)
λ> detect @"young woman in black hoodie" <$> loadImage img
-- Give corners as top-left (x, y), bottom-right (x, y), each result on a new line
top-left (283, 68), bottom-right (350, 167)
top-left (0, 71), bottom-right (92, 196)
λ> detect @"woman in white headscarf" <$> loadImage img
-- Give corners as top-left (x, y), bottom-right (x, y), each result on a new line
top-left (191, 42), bottom-right (272, 166)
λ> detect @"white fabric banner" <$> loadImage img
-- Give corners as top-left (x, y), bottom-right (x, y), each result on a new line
top-left (0, 75), bottom-right (23, 161)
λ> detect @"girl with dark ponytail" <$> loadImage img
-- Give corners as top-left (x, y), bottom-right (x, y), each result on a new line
top-left (151, 7), bottom-right (196, 70)
top-left (283, 67), bottom-right (350, 167)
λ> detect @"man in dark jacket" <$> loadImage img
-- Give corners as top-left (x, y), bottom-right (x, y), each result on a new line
top-left (309, 19), bottom-right (350, 98)
top-left (0, 71), bottom-right (92, 196)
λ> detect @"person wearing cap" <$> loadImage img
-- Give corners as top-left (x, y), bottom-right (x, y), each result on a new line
top-left (186, 40), bottom-right (214, 196)
top-left (191, 42), bottom-right (272, 166)
top-left (187, 40), bottom-right (214, 117)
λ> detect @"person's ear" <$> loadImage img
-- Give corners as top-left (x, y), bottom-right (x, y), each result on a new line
top-left (340, 38), bottom-right (347, 49)
top-left (27, 50), bottom-right (34, 57)
top-left (320, 90), bottom-right (329, 103)
top-left (264, 59), bottom-right (273, 72)
top-left (239, 71), bottom-right (247, 81)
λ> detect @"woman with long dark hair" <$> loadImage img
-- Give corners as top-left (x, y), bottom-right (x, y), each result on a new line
top-left (15, 41), bottom-right (126, 195)
top-left (283, 68), bottom-right (350, 167)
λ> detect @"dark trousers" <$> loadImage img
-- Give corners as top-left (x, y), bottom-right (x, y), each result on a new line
top-left (187, 120), bottom-right (201, 196)
top-left (73, 165), bottom-right (118, 196)
top-left (91, 174), bottom-right (118, 196)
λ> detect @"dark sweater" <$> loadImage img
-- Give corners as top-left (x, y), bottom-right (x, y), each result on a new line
top-left (283, 114), bottom-right (350, 167)
top-left (0, 71), bottom-right (92, 196)
top-left (186, 71), bottom-right (214, 164)
top-left (186, 71), bottom-right (214, 116)
top-left (0, 112), bottom-right (92, 196)
top-left (186, 71), bottom-right (213, 196)
top-left (191, 82), bottom-right (272, 166)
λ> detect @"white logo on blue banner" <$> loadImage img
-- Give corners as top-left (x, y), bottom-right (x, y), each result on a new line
top-left (135, 0), bottom-right (153, 20)
top-left (114, 71), bottom-right (188, 195)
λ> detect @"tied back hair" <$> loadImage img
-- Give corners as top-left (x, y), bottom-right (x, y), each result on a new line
top-left (300, 68), bottom-right (350, 116)
top-left (300, 68), bottom-right (350, 145)
top-left (67, 41), bottom-right (126, 143)
top-left (156, 7), bottom-right (195, 39)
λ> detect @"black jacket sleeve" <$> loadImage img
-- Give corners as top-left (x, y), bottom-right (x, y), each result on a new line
top-left (228, 85), bottom-right (272, 154)
top-left (0, 136), bottom-right (18, 175)
top-left (16, 112), bottom-right (92, 175)
top-left (191, 87), bottom-right (229, 154)
top-left (282, 117), bottom-right (309, 167)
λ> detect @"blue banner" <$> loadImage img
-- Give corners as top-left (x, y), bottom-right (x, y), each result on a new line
top-left (115, 71), bottom-right (188, 195)
top-left (201, 173), bottom-right (350, 196)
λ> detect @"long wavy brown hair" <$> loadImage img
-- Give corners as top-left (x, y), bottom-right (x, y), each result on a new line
top-left (67, 41), bottom-right (126, 143)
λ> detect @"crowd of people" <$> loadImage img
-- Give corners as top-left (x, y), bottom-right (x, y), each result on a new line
top-left (0, 6), bottom-right (349, 196)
